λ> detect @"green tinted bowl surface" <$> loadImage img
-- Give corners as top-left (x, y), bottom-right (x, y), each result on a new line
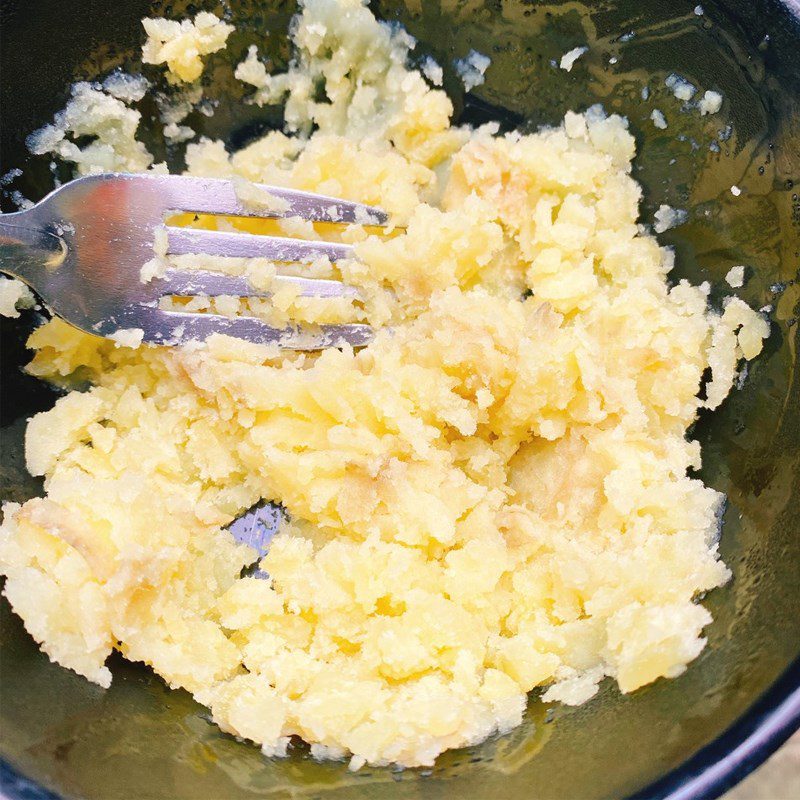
top-left (1, 1), bottom-right (799, 798)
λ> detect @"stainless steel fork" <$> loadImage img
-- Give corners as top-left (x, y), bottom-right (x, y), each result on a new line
top-left (0, 173), bottom-right (387, 348)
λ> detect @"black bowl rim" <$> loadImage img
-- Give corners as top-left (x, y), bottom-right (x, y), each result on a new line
top-left (630, 654), bottom-right (800, 800)
top-left (1, 655), bottom-right (798, 800)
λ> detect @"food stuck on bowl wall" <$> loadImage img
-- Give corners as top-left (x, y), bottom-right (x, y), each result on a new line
top-left (0, 0), bottom-right (771, 772)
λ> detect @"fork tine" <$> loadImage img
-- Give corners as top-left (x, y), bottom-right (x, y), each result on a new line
top-left (154, 310), bottom-right (373, 349)
top-left (157, 174), bottom-right (389, 224)
top-left (166, 227), bottom-right (354, 263)
top-left (94, 305), bottom-right (373, 349)
top-left (156, 269), bottom-right (360, 299)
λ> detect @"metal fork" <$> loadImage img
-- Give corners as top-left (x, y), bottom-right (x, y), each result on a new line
top-left (0, 173), bottom-right (387, 348)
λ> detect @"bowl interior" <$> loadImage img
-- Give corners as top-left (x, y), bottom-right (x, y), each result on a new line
top-left (1, 1), bottom-right (799, 798)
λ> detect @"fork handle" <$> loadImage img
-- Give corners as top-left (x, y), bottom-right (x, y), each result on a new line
top-left (0, 213), bottom-right (67, 286)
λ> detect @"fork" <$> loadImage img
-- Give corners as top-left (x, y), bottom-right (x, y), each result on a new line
top-left (0, 173), bottom-right (387, 349)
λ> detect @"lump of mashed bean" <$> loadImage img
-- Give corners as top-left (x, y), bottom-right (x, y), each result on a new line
top-left (725, 265), bottom-right (745, 288)
top-left (26, 82), bottom-right (153, 174)
top-left (559, 45), bottom-right (588, 72)
top-left (698, 90), bottom-right (723, 116)
top-left (0, 277), bottom-right (35, 318)
top-left (142, 12), bottom-right (234, 83)
top-left (455, 50), bottom-right (491, 90)
top-left (0, 0), bottom-right (770, 771)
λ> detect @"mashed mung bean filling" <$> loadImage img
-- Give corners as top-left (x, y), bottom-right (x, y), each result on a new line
top-left (0, 0), bottom-right (769, 770)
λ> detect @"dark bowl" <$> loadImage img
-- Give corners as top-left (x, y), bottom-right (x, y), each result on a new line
top-left (1, 1), bottom-right (799, 798)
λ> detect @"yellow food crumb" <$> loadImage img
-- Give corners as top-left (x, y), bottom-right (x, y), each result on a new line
top-left (231, 175), bottom-right (291, 214)
top-left (107, 328), bottom-right (145, 349)
top-left (0, 277), bottom-right (35, 318)
top-left (1, 0), bottom-right (770, 770)
top-left (142, 12), bottom-right (234, 83)
top-left (25, 83), bottom-right (152, 175)
top-left (725, 265), bottom-right (745, 288)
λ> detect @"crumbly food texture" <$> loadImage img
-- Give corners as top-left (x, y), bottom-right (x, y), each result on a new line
top-left (1, 0), bottom-right (770, 770)
top-left (26, 83), bottom-right (153, 175)
top-left (142, 11), bottom-right (234, 83)
top-left (0, 277), bottom-right (35, 318)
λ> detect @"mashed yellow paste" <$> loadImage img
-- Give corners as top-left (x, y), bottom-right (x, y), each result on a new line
top-left (0, 0), bottom-right (770, 770)
top-left (142, 11), bottom-right (234, 84)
